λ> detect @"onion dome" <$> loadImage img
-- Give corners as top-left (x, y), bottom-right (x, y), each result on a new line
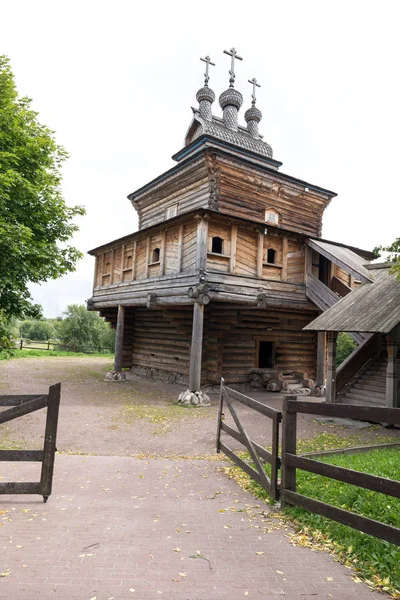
top-left (219, 88), bottom-right (243, 131)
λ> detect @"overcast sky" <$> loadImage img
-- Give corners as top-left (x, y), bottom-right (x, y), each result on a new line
top-left (2, 0), bottom-right (400, 317)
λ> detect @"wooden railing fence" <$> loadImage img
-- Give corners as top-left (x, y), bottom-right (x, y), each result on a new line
top-left (216, 379), bottom-right (281, 501)
top-left (281, 399), bottom-right (400, 546)
top-left (0, 383), bottom-right (61, 502)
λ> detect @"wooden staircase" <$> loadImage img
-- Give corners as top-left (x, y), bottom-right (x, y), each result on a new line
top-left (338, 352), bottom-right (387, 407)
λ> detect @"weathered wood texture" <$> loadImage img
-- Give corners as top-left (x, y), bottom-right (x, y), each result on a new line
top-left (205, 305), bottom-right (318, 384)
top-left (123, 304), bottom-right (318, 384)
top-left (133, 160), bottom-right (210, 229)
top-left (215, 156), bottom-right (331, 237)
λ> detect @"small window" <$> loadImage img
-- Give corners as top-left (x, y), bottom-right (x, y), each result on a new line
top-left (151, 248), bottom-right (160, 263)
top-left (267, 248), bottom-right (276, 264)
top-left (265, 208), bottom-right (279, 225)
top-left (126, 254), bottom-right (132, 268)
top-left (211, 236), bottom-right (224, 254)
top-left (166, 204), bottom-right (178, 219)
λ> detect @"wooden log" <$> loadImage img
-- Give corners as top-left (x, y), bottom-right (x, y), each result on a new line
top-left (188, 301), bottom-right (204, 391)
top-left (316, 331), bottom-right (326, 387)
top-left (326, 331), bottom-right (338, 403)
top-left (196, 217), bottom-right (208, 271)
top-left (114, 305), bottom-right (125, 371)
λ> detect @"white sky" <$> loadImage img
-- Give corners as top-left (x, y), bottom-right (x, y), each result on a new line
top-left (2, 0), bottom-right (400, 317)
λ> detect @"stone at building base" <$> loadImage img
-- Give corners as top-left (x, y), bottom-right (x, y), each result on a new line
top-left (105, 370), bottom-right (127, 381)
top-left (176, 389), bottom-right (211, 407)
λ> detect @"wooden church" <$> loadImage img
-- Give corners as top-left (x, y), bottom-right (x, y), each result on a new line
top-left (87, 48), bottom-right (387, 402)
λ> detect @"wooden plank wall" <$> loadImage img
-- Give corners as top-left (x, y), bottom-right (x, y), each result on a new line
top-left (287, 240), bottom-right (305, 283)
top-left (217, 158), bottom-right (329, 237)
top-left (181, 222), bottom-right (197, 272)
top-left (137, 161), bottom-right (210, 230)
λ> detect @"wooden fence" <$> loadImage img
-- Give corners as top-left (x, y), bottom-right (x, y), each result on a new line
top-left (0, 383), bottom-right (61, 502)
top-left (281, 399), bottom-right (400, 546)
top-left (216, 379), bottom-right (281, 501)
top-left (17, 339), bottom-right (113, 353)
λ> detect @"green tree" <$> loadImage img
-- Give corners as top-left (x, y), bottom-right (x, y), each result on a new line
top-left (0, 55), bottom-right (85, 347)
top-left (20, 319), bottom-right (57, 341)
top-left (336, 332), bottom-right (357, 366)
top-left (373, 237), bottom-right (400, 279)
top-left (58, 305), bottom-right (115, 352)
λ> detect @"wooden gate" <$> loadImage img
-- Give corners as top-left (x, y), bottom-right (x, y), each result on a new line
top-left (0, 383), bottom-right (61, 502)
top-left (216, 378), bottom-right (281, 501)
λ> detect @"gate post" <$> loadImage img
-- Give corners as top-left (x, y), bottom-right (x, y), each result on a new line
top-left (281, 397), bottom-right (297, 508)
top-left (40, 383), bottom-right (61, 502)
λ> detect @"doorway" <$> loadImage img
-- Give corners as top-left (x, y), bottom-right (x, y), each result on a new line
top-left (258, 341), bottom-right (275, 368)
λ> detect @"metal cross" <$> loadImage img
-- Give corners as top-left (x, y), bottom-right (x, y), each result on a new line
top-left (248, 77), bottom-right (261, 106)
top-left (223, 47), bottom-right (243, 87)
top-left (200, 55), bottom-right (215, 86)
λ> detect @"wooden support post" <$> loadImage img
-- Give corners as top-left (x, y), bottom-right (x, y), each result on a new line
top-left (326, 331), bottom-right (338, 403)
top-left (281, 397), bottom-right (297, 508)
top-left (230, 224), bottom-right (237, 274)
top-left (110, 249), bottom-right (115, 284)
top-left (188, 301), bottom-right (204, 392)
top-left (305, 245), bottom-right (312, 275)
top-left (177, 225), bottom-right (183, 272)
top-left (160, 230), bottom-right (166, 276)
top-left (114, 305), bottom-right (125, 371)
top-left (145, 237), bottom-right (150, 278)
top-left (281, 236), bottom-right (288, 281)
top-left (40, 383), bottom-right (61, 502)
top-left (132, 240), bottom-right (137, 281)
top-left (386, 331), bottom-right (399, 408)
top-left (121, 244), bottom-right (125, 278)
top-left (256, 232), bottom-right (264, 278)
top-left (196, 217), bottom-right (208, 271)
top-left (316, 331), bottom-right (326, 387)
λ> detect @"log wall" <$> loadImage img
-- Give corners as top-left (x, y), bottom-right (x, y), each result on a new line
top-left (120, 304), bottom-right (318, 385)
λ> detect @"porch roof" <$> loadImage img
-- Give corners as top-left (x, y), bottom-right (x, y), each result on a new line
top-left (303, 265), bottom-right (400, 334)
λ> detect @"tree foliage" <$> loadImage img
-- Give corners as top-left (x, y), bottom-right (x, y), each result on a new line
top-left (336, 332), bottom-right (357, 366)
top-left (19, 319), bottom-right (57, 341)
top-left (58, 305), bottom-right (115, 352)
top-left (0, 55), bottom-right (85, 332)
top-left (373, 237), bottom-right (400, 279)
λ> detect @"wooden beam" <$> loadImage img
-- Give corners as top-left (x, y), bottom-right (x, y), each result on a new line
top-left (110, 249), bottom-right (115, 284)
top-left (145, 237), bottom-right (150, 278)
top-left (326, 331), bottom-right (338, 403)
top-left (386, 332), bottom-right (399, 408)
top-left (305, 245), bottom-right (313, 276)
top-left (160, 230), bottom-right (166, 276)
top-left (196, 217), bottom-right (208, 271)
top-left (177, 225), bottom-right (183, 272)
top-left (132, 240), bottom-right (137, 281)
top-left (188, 301), bottom-right (204, 391)
top-left (230, 224), bottom-right (238, 273)
top-left (114, 305), bottom-right (125, 371)
top-left (256, 232), bottom-right (264, 278)
top-left (282, 237), bottom-right (288, 281)
top-left (316, 331), bottom-right (326, 387)
top-left (40, 383), bottom-right (61, 502)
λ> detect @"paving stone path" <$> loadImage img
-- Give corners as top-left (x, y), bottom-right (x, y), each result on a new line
top-left (0, 456), bottom-right (383, 600)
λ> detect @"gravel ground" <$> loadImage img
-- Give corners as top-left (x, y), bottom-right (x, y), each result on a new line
top-left (0, 356), bottom-right (398, 457)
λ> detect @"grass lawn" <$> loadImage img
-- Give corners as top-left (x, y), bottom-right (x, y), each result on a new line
top-left (225, 434), bottom-right (400, 597)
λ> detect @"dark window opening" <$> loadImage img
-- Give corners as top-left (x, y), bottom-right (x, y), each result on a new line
top-left (258, 341), bottom-right (275, 368)
top-left (319, 255), bottom-right (330, 286)
top-left (267, 248), bottom-right (276, 264)
top-left (126, 254), bottom-right (132, 268)
top-left (211, 236), bottom-right (224, 254)
top-left (152, 248), bottom-right (160, 263)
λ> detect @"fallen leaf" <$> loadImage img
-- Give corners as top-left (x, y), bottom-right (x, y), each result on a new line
top-left (277, 570), bottom-right (284, 574)
top-left (1, 572), bottom-right (11, 577)
top-left (256, 552), bottom-right (264, 555)
top-left (179, 573), bottom-right (186, 577)
top-left (129, 589), bottom-right (135, 593)
top-left (174, 547), bottom-right (181, 552)
top-left (327, 577), bottom-right (333, 581)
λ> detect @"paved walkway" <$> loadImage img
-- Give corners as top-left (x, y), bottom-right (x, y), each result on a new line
top-left (0, 455), bottom-right (383, 600)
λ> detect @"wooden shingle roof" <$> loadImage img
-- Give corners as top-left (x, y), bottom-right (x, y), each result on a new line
top-left (304, 265), bottom-right (400, 334)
